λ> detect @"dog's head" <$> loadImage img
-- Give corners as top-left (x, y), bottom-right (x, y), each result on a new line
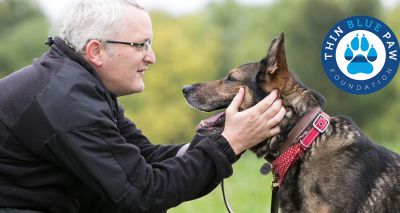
top-left (183, 33), bottom-right (325, 157)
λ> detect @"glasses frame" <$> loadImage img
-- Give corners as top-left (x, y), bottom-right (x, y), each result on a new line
top-left (104, 40), bottom-right (152, 54)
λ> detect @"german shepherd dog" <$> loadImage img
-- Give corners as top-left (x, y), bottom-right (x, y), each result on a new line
top-left (183, 33), bottom-right (400, 212)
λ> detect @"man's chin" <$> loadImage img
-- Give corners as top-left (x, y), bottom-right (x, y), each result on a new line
top-left (129, 83), bottom-right (145, 94)
top-left (113, 87), bottom-right (144, 96)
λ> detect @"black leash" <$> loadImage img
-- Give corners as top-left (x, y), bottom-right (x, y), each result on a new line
top-left (271, 183), bottom-right (280, 213)
top-left (260, 162), bottom-right (280, 213)
top-left (221, 180), bottom-right (234, 213)
top-left (221, 163), bottom-right (280, 213)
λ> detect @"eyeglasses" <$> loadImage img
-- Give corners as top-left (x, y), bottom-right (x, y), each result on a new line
top-left (105, 40), bottom-right (152, 54)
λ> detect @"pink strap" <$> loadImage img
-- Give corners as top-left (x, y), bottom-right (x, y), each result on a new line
top-left (272, 112), bottom-right (330, 186)
top-left (300, 112), bottom-right (330, 148)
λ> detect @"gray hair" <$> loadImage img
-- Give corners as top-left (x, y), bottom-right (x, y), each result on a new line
top-left (59, 0), bottom-right (144, 53)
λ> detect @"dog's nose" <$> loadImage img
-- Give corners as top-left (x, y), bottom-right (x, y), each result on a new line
top-left (182, 85), bottom-right (194, 94)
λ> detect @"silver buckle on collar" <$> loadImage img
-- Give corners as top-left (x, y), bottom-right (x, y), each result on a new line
top-left (312, 113), bottom-right (330, 133)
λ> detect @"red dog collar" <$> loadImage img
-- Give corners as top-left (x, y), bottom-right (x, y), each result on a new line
top-left (272, 111), bottom-right (330, 186)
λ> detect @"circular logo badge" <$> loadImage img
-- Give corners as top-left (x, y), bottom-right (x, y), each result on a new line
top-left (321, 16), bottom-right (399, 94)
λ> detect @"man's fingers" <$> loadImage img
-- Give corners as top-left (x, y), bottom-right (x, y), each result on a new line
top-left (266, 106), bottom-right (286, 128)
top-left (267, 125), bottom-right (281, 137)
top-left (251, 90), bottom-right (278, 114)
top-left (260, 98), bottom-right (282, 119)
top-left (226, 87), bottom-right (244, 114)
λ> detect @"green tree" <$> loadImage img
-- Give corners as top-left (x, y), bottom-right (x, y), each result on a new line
top-left (206, 0), bottom-right (274, 75)
top-left (0, 0), bottom-right (49, 78)
top-left (365, 5), bottom-right (400, 144)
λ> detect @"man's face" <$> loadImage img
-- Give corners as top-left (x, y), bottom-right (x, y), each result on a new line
top-left (98, 6), bottom-right (156, 96)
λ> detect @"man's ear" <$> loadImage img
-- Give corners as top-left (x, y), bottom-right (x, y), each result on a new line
top-left (264, 32), bottom-right (287, 74)
top-left (83, 40), bottom-right (103, 67)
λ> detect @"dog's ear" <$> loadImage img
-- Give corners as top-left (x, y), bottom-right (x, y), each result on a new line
top-left (257, 33), bottom-right (290, 95)
top-left (263, 32), bottom-right (287, 74)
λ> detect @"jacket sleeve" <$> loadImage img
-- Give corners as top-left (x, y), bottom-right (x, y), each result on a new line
top-left (41, 122), bottom-right (237, 212)
top-left (116, 105), bottom-right (186, 163)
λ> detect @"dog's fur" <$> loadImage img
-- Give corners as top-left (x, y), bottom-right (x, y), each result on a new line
top-left (183, 33), bottom-right (400, 212)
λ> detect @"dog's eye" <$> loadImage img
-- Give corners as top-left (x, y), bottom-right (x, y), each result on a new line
top-left (225, 75), bottom-right (237, 83)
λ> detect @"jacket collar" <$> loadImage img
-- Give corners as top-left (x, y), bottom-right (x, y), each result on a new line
top-left (52, 37), bottom-right (95, 74)
top-left (48, 37), bottom-right (119, 118)
top-left (49, 37), bottom-right (117, 100)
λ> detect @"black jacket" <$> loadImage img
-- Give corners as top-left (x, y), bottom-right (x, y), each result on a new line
top-left (0, 37), bottom-right (237, 213)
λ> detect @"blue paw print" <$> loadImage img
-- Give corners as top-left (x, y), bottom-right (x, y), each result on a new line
top-left (344, 34), bottom-right (377, 74)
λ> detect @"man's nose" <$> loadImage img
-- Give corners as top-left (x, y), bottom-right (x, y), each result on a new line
top-left (144, 48), bottom-right (156, 64)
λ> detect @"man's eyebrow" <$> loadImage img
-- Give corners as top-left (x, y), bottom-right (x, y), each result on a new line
top-left (134, 38), bottom-right (152, 43)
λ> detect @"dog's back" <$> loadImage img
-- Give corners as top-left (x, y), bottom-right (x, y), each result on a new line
top-left (280, 115), bottom-right (400, 213)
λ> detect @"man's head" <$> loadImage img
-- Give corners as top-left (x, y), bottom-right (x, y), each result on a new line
top-left (60, 0), bottom-right (156, 96)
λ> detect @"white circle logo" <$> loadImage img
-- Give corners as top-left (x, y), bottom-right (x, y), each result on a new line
top-left (335, 30), bottom-right (386, 80)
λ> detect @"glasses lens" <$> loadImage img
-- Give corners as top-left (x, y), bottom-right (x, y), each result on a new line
top-left (144, 41), bottom-right (152, 53)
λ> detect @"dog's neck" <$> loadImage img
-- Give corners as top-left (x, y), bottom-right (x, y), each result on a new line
top-left (251, 84), bottom-right (325, 159)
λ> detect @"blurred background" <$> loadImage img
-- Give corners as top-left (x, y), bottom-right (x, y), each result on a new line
top-left (0, 0), bottom-right (399, 212)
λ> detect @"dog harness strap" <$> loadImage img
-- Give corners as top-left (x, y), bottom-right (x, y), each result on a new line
top-left (272, 111), bottom-right (330, 186)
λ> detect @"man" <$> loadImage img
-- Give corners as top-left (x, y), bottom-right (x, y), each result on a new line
top-left (0, 0), bottom-right (285, 212)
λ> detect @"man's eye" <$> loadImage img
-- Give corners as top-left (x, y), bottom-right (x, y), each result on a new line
top-left (135, 43), bottom-right (145, 48)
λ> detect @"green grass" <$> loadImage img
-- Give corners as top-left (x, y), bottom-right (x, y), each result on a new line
top-left (170, 144), bottom-right (400, 213)
top-left (170, 153), bottom-right (274, 213)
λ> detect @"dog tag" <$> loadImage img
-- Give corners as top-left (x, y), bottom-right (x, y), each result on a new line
top-left (260, 163), bottom-right (272, 175)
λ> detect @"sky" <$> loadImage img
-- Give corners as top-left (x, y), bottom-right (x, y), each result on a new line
top-left (35, 0), bottom-right (400, 24)
top-left (36, 0), bottom-right (273, 23)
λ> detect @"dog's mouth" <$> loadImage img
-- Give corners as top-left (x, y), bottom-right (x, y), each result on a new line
top-left (195, 111), bottom-right (226, 135)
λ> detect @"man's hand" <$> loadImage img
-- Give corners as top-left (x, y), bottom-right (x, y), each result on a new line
top-left (221, 88), bottom-right (286, 155)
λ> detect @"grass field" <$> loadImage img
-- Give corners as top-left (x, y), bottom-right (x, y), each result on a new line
top-left (170, 144), bottom-right (400, 213)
